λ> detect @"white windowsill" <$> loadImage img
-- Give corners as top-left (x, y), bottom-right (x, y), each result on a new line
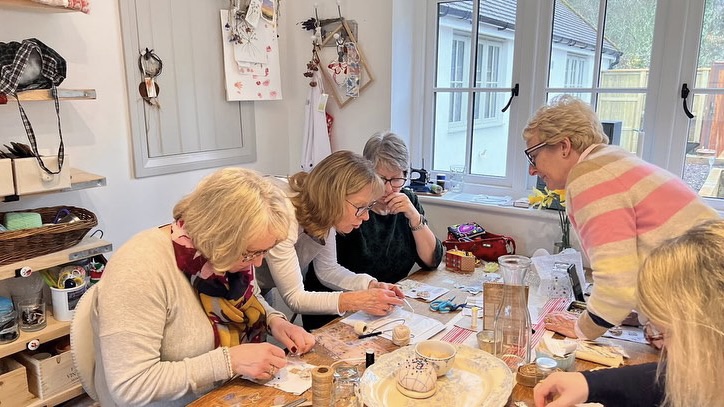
top-left (418, 192), bottom-right (561, 221)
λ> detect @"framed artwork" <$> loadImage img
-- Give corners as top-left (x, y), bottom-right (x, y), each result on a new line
top-left (318, 19), bottom-right (374, 108)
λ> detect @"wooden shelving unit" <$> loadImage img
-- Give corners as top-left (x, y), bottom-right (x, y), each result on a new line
top-left (0, 0), bottom-right (80, 12)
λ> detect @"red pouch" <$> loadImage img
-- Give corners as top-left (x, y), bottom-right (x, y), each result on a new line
top-left (443, 231), bottom-right (516, 262)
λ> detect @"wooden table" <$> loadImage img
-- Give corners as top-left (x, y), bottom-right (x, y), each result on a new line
top-left (190, 267), bottom-right (659, 406)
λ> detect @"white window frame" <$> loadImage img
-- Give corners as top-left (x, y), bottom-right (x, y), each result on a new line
top-left (414, 0), bottom-right (724, 212)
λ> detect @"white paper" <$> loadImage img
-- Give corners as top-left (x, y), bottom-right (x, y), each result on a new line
top-left (341, 308), bottom-right (445, 344)
top-left (397, 279), bottom-right (449, 302)
top-left (246, 359), bottom-right (315, 395)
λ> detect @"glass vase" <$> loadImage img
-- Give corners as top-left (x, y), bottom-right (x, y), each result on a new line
top-left (493, 254), bottom-right (533, 369)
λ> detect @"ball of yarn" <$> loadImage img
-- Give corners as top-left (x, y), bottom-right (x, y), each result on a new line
top-left (392, 325), bottom-right (411, 346)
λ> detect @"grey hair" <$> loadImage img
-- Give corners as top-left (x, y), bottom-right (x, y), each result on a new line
top-left (363, 131), bottom-right (410, 175)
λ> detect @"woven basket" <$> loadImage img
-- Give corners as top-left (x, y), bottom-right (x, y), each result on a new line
top-left (0, 206), bottom-right (97, 266)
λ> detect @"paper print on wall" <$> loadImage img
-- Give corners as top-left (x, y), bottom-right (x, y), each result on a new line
top-left (220, 5), bottom-right (282, 101)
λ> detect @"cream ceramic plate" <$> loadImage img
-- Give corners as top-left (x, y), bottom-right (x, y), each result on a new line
top-left (360, 344), bottom-right (514, 407)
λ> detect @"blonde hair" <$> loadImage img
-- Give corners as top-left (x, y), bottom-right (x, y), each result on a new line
top-left (363, 131), bottom-right (410, 175)
top-left (289, 150), bottom-right (383, 240)
top-left (637, 219), bottom-right (724, 407)
top-left (523, 95), bottom-right (609, 152)
top-left (173, 168), bottom-right (290, 272)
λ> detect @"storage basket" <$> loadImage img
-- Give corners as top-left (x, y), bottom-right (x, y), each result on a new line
top-left (0, 206), bottom-right (97, 266)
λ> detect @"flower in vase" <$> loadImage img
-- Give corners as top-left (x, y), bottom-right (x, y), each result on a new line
top-left (529, 188), bottom-right (571, 249)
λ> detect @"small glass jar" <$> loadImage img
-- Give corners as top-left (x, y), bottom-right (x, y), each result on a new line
top-left (535, 357), bottom-right (558, 382)
top-left (332, 365), bottom-right (362, 407)
top-left (0, 309), bottom-right (20, 344)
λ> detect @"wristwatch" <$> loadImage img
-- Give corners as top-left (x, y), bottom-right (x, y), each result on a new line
top-left (410, 214), bottom-right (428, 232)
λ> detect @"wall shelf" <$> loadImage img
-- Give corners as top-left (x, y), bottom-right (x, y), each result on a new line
top-left (1, 168), bottom-right (106, 202)
top-left (27, 383), bottom-right (85, 407)
top-left (0, 0), bottom-right (80, 12)
top-left (0, 237), bottom-right (112, 281)
top-left (0, 311), bottom-right (70, 359)
top-left (5, 89), bottom-right (97, 101)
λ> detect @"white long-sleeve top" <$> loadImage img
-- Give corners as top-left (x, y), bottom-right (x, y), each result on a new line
top-left (254, 185), bottom-right (376, 315)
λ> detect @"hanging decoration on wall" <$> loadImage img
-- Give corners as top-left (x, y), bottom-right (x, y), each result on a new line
top-left (302, 2), bottom-right (373, 108)
top-left (300, 10), bottom-right (332, 171)
top-left (138, 48), bottom-right (162, 107)
top-left (220, 0), bottom-right (282, 101)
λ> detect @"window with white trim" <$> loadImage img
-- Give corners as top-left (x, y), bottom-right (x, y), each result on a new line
top-left (420, 0), bottom-right (724, 210)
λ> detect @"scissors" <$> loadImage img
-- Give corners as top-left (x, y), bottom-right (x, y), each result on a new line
top-left (429, 296), bottom-right (465, 313)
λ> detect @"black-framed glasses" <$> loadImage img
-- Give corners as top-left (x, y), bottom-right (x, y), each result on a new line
top-left (346, 199), bottom-right (376, 217)
top-left (379, 175), bottom-right (407, 188)
top-left (524, 141), bottom-right (549, 167)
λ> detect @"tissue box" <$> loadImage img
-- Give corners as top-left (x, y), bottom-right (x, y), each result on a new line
top-left (12, 156), bottom-right (70, 195)
top-left (0, 159), bottom-right (13, 196)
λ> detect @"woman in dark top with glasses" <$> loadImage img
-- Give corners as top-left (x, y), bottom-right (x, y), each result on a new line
top-left (303, 132), bottom-right (443, 330)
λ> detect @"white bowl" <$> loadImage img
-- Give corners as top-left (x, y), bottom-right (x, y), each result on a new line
top-left (414, 340), bottom-right (457, 376)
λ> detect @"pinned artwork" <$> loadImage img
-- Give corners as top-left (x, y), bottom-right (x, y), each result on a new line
top-left (220, 1), bottom-right (282, 101)
top-left (318, 19), bottom-right (374, 108)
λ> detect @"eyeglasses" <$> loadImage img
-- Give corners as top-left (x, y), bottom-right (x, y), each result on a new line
top-left (524, 141), bottom-right (550, 167)
top-left (379, 175), bottom-right (407, 188)
top-left (346, 199), bottom-right (376, 217)
top-left (240, 245), bottom-right (276, 263)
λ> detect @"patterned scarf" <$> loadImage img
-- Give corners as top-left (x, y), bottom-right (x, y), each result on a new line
top-left (170, 221), bottom-right (267, 347)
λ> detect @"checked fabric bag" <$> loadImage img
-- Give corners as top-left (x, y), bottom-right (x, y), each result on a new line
top-left (0, 38), bottom-right (67, 175)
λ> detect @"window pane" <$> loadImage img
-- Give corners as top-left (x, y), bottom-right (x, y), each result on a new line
top-left (683, 0), bottom-right (724, 199)
top-left (471, 91), bottom-right (511, 177)
top-left (436, 1), bottom-right (474, 88)
top-left (599, 0), bottom-right (656, 89)
top-left (548, 0), bottom-right (600, 88)
top-left (597, 93), bottom-right (646, 153)
top-left (546, 91), bottom-right (644, 154)
top-left (433, 91), bottom-right (470, 171)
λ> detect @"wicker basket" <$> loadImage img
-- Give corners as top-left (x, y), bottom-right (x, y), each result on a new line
top-left (0, 206), bottom-right (97, 266)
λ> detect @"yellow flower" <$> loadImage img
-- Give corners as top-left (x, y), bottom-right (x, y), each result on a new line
top-left (529, 188), bottom-right (566, 209)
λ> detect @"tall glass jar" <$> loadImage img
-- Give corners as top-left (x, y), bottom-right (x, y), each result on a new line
top-left (493, 255), bottom-right (532, 369)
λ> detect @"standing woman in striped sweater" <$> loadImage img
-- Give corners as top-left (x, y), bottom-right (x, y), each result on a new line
top-left (522, 95), bottom-right (718, 341)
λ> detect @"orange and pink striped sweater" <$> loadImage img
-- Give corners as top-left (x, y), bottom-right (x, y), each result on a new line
top-left (567, 145), bottom-right (719, 339)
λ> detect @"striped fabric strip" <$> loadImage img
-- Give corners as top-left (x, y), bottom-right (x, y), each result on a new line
top-left (531, 298), bottom-right (570, 348)
top-left (440, 325), bottom-right (474, 344)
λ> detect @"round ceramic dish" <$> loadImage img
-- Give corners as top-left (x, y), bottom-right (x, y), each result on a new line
top-left (360, 344), bottom-right (515, 407)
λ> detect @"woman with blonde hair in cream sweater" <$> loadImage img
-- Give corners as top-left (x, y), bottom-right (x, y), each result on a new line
top-left (75, 168), bottom-right (314, 406)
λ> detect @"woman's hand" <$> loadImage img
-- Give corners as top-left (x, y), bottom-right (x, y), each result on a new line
top-left (339, 288), bottom-right (404, 315)
top-left (544, 311), bottom-right (579, 338)
top-left (369, 281), bottom-right (405, 299)
top-left (228, 343), bottom-right (288, 381)
top-left (382, 192), bottom-right (417, 220)
top-left (269, 317), bottom-right (316, 354)
top-left (533, 372), bottom-right (589, 406)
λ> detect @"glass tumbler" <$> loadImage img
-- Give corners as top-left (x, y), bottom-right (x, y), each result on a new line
top-left (332, 364), bottom-right (362, 407)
